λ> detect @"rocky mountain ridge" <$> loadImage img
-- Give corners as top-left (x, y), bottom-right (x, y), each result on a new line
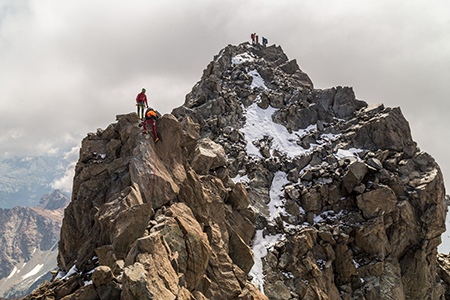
top-left (172, 42), bottom-right (447, 299)
top-left (0, 190), bottom-right (70, 298)
top-left (24, 42), bottom-right (448, 300)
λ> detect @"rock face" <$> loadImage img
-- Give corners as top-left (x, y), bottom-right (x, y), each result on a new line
top-left (25, 42), bottom-right (448, 300)
top-left (25, 112), bottom-right (263, 300)
top-left (0, 190), bottom-right (69, 298)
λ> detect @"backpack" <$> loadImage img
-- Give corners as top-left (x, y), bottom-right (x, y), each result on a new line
top-left (137, 92), bottom-right (146, 103)
top-left (145, 108), bottom-right (158, 120)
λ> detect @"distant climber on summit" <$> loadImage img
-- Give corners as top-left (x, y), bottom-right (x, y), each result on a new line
top-left (251, 33), bottom-right (255, 44)
top-left (143, 107), bottom-right (159, 142)
top-left (262, 37), bottom-right (268, 48)
top-left (136, 88), bottom-right (148, 119)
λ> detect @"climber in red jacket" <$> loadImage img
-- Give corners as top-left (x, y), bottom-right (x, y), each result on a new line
top-left (136, 88), bottom-right (148, 119)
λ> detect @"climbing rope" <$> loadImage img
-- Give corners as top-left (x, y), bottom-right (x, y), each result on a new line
top-left (151, 142), bottom-right (158, 207)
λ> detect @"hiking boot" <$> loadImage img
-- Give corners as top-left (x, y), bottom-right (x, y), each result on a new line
top-left (154, 137), bottom-right (159, 143)
top-left (143, 130), bottom-right (148, 134)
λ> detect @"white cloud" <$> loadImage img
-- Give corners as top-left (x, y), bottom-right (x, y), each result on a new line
top-left (51, 163), bottom-right (75, 193)
top-left (51, 146), bottom-right (79, 193)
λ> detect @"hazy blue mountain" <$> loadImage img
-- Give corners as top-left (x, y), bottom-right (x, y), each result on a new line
top-left (0, 150), bottom-right (75, 208)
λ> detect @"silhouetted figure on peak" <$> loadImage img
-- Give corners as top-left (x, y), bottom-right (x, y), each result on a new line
top-left (262, 37), bottom-right (268, 48)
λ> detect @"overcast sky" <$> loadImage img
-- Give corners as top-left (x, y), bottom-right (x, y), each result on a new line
top-left (1, 1), bottom-right (450, 199)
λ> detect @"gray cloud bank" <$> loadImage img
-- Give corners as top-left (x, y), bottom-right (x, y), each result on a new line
top-left (1, 1), bottom-right (449, 183)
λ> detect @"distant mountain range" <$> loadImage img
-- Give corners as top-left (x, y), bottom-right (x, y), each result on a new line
top-left (0, 189), bottom-right (70, 298)
top-left (0, 149), bottom-right (76, 208)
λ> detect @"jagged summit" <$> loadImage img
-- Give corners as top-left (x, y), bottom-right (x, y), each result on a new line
top-left (37, 189), bottom-right (70, 210)
top-left (24, 43), bottom-right (448, 300)
top-left (173, 43), bottom-right (313, 133)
